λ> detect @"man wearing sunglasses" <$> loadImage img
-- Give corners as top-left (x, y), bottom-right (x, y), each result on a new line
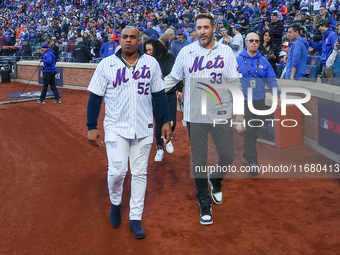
top-left (236, 32), bottom-right (279, 175)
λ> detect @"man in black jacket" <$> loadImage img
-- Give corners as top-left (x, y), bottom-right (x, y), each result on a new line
top-left (19, 40), bottom-right (32, 59)
top-left (89, 34), bottom-right (102, 59)
top-left (269, 12), bottom-right (284, 48)
top-left (52, 41), bottom-right (60, 60)
top-left (73, 38), bottom-right (92, 63)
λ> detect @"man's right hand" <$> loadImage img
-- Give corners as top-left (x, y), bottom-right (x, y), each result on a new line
top-left (88, 129), bottom-right (102, 147)
top-left (335, 39), bottom-right (339, 51)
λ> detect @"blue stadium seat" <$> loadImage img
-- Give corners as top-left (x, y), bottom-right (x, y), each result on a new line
top-left (66, 57), bottom-right (75, 62)
top-left (306, 65), bottom-right (318, 82)
top-left (307, 56), bottom-right (322, 75)
top-left (276, 64), bottom-right (283, 78)
top-left (90, 58), bottom-right (101, 63)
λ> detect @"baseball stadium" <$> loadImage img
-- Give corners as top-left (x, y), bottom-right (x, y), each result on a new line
top-left (1, 0), bottom-right (340, 254)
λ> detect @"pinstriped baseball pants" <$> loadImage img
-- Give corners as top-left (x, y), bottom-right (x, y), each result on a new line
top-left (105, 131), bottom-right (153, 220)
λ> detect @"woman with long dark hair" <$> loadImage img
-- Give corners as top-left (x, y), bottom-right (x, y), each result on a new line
top-left (143, 38), bottom-right (183, 162)
top-left (259, 30), bottom-right (279, 75)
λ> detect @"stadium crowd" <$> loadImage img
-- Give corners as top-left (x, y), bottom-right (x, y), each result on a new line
top-left (0, 0), bottom-right (340, 80)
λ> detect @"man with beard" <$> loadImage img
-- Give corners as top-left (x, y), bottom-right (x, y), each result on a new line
top-left (165, 13), bottom-right (244, 225)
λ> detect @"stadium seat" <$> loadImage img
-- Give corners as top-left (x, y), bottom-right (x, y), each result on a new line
top-left (306, 65), bottom-right (318, 82)
top-left (307, 56), bottom-right (322, 76)
top-left (90, 58), bottom-right (101, 63)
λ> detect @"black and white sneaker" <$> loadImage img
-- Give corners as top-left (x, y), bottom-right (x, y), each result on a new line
top-left (199, 203), bottom-right (213, 225)
top-left (208, 172), bottom-right (223, 205)
top-left (53, 99), bottom-right (62, 104)
top-left (37, 99), bottom-right (45, 104)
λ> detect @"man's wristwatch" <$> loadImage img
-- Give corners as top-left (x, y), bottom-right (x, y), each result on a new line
top-left (165, 121), bottom-right (173, 127)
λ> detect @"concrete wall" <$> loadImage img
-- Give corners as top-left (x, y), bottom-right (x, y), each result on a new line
top-left (17, 60), bottom-right (97, 89)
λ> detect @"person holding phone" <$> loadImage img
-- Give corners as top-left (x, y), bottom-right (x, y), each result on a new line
top-left (326, 39), bottom-right (340, 86)
top-left (259, 30), bottom-right (279, 75)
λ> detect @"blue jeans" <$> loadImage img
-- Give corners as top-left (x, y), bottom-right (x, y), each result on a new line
top-left (331, 72), bottom-right (340, 86)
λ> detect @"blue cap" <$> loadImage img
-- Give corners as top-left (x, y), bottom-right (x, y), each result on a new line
top-left (232, 24), bottom-right (241, 30)
top-left (149, 34), bottom-right (158, 39)
top-left (188, 28), bottom-right (195, 33)
top-left (176, 29), bottom-right (183, 35)
top-left (229, 19), bottom-right (234, 23)
top-left (179, 24), bottom-right (185, 29)
top-left (42, 43), bottom-right (49, 48)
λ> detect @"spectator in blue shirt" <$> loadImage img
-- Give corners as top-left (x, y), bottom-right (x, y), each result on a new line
top-left (284, 24), bottom-right (309, 80)
top-left (236, 32), bottom-right (279, 175)
top-left (242, 4), bottom-right (254, 21)
top-left (100, 34), bottom-right (118, 58)
top-left (309, 19), bottom-right (339, 82)
top-left (170, 30), bottom-right (190, 58)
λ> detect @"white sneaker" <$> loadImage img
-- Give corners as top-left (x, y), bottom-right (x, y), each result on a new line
top-left (208, 172), bottom-right (223, 205)
top-left (163, 137), bottom-right (174, 154)
top-left (154, 147), bottom-right (164, 162)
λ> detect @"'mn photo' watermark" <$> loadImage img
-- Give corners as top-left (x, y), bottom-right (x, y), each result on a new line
top-left (188, 78), bottom-right (339, 178)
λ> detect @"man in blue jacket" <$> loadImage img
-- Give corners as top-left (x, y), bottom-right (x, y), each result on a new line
top-left (170, 30), bottom-right (190, 58)
top-left (236, 32), bottom-right (279, 175)
top-left (100, 34), bottom-right (118, 59)
top-left (38, 43), bottom-right (61, 104)
top-left (309, 19), bottom-right (339, 82)
top-left (284, 24), bottom-right (309, 80)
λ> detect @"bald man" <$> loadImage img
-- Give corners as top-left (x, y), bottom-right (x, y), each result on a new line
top-left (236, 32), bottom-right (279, 176)
top-left (87, 26), bottom-right (172, 239)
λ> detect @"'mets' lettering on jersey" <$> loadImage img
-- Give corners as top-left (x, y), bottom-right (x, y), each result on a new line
top-left (189, 55), bottom-right (224, 73)
top-left (113, 65), bottom-right (151, 87)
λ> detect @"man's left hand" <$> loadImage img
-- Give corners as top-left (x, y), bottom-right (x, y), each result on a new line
top-left (161, 123), bottom-right (172, 144)
top-left (234, 115), bottom-right (246, 133)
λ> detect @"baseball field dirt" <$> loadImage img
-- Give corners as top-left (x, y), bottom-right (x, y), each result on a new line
top-left (1, 82), bottom-right (340, 255)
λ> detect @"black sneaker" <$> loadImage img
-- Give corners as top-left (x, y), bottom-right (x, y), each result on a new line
top-left (199, 203), bottom-right (213, 225)
top-left (109, 203), bottom-right (121, 228)
top-left (129, 220), bottom-right (146, 239)
top-left (53, 99), bottom-right (62, 104)
top-left (248, 163), bottom-right (259, 177)
top-left (37, 99), bottom-right (45, 104)
top-left (208, 172), bottom-right (223, 205)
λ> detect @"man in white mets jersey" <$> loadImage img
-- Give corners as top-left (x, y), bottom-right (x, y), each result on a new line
top-left (165, 13), bottom-right (245, 225)
top-left (86, 26), bottom-right (172, 239)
